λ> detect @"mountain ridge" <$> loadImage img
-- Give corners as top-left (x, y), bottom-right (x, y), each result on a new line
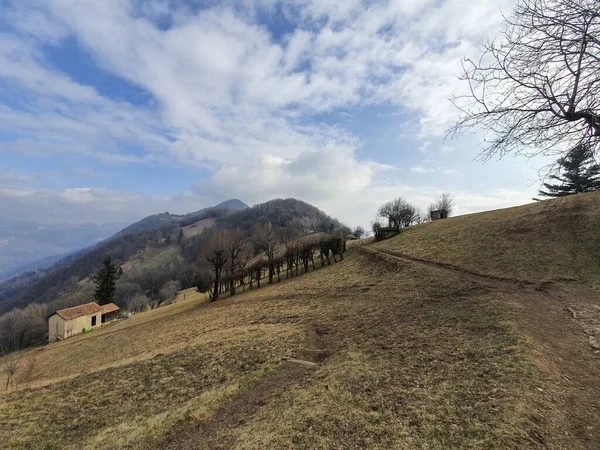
top-left (0, 198), bottom-right (342, 315)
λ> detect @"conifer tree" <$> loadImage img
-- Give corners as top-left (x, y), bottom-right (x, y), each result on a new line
top-left (92, 257), bottom-right (121, 305)
top-left (537, 144), bottom-right (600, 198)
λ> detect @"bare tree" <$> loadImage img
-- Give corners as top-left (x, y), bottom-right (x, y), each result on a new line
top-left (223, 229), bottom-right (251, 296)
top-left (429, 193), bottom-right (455, 218)
top-left (159, 280), bottom-right (181, 305)
top-left (450, 0), bottom-right (600, 161)
top-left (114, 282), bottom-right (142, 308)
top-left (203, 229), bottom-right (230, 301)
top-left (253, 222), bottom-right (279, 284)
top-left (352, 226), bottom-right (366, 238)
top-left (371, 220), bottom-right (384, 241)
top-left (378, 197), bottom-right (419, 229)
top-left (125, 294), bottom-right (150, 313)
top-left (1, 343), bottom-right (21, 390)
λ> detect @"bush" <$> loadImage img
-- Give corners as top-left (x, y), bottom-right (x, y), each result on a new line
top-left (114, 282), bottom-right (142, 309)
top-left (125, 294), bottom-right (150, 313)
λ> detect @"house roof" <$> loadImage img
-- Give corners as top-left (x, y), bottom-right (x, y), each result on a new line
top-left (101, 303), bottom-right (120, 314)
top-left (51, 302), bottom-right (102, 321)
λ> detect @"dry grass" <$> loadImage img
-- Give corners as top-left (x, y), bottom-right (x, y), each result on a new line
top-left (0, 248), bottom-right (542, 449)
top-left (181, 218), bottom-right (216, 238)
top-left (373, 192), bottom-right (600, 284)
top-left (3, 195), bottom-right (599, 448)
top-left (120, 245), bottom-right (182, 273)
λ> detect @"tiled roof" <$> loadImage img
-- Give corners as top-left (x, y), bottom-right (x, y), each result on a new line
top-left (52, 302), bottom-right (101, 321)
top-left (100, 303), bottom-right (120, 314)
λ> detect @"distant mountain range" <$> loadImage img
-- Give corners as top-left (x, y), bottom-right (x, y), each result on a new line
top-left (0, 218), bottom-right (125, 281)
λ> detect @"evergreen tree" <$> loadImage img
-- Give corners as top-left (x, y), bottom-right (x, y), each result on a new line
top-left (92, 257), bottom-right (121, 305)
top-left (537, 144), bottom-right (600, 198)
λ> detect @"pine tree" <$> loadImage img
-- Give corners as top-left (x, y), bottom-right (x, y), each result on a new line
top-left (92, 257), bottom-right (121, 305)
top-left (537, 144), bottom-right (600, 198)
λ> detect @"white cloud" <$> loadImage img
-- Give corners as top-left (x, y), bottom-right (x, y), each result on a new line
top-left (59, 188), bottom-right (95, 204)
top-left (0, 0), bottom-right (545, 227)
top-left (410, 166), bottom-right (433, 174)
top-left (0, 186), bottom-right (209, 224)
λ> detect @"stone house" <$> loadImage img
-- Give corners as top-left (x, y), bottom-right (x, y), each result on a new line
top-left (48, 302), bottom-right (119, 342)
top-left (430, 209), bottom-right (448, 221)
top-left (378, 227), bottom-right (401, 240)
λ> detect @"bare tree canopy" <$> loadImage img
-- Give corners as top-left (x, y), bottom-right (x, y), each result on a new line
top-left (450, 0), bottom-right (600, 159)
top-left (378, 197), bottom-right (419, 229)
top-left (352, 226), bottom-right (366, 238)
top-left (252, 222), bottom-right (279, 284)
top-left (203, 229), bottom-right (230, 301)
top-left (429, 193), bottom-right (455, 217)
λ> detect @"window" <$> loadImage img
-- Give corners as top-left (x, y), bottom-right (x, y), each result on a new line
top-left (91, 315), bottom-right (97, 326)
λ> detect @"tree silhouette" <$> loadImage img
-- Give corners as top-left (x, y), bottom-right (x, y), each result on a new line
top-left (429, 193), bottom-right (455, 218)
top-left (203, 230), bottom-right (230, 301)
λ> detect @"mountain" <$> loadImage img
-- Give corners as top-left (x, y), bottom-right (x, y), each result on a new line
top-left (215, 198), bottom-right (344, 232)
top-left (0, 198), bottom-right (339, 315)
top-left (0, 218), bottom-right (125, 281)
top-left (213, 199), bottom-right (248, 210)
top-left (115, 199), bottom-right (248, 236)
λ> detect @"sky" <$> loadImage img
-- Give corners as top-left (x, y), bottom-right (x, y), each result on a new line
top-left (0, 0), bottom-right (551, 229)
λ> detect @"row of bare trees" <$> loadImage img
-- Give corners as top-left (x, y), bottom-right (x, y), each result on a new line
top-left (201, 223), bottom-right (346, 301)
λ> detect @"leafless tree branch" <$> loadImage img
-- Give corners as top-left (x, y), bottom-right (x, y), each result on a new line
top-left (449, 0), bottom-right (600, 160)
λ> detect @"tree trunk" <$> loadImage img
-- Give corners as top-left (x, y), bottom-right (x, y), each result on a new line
top-left (212, 273), bottom-right (220, 301)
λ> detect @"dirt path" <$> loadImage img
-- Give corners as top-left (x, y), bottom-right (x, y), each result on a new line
top-left (156, 362), bottom-right (314, 450)
top-left (150, 323), bottom-right (327, 450)
top-left (364, 246), bottom-right (600, 449)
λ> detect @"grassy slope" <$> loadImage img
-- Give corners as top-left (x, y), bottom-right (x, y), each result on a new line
top-left (2, 195), bottom-right (600, 448)
top-left (120, 245), bottom-right (181, 273)
top-left (0, 250), bottom-right (538, 449)
top-left (181, 218), bottom-right (216, 238)
top-left (373, 192), bottom-right (600, 284)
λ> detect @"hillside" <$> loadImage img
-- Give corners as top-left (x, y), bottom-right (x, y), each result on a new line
top-left (0, 200), bottom-right (247, 314)
top-left (114, 199), bottom-right (247, 236)
top-left (372, 191), bottom-right (600, 284)
top-left (0, 198), bottom-right (345, 317)
top-left (1, 194), bottom-right (599, 448)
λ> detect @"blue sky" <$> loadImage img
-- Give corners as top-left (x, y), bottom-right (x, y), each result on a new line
top-left (0, 0), bottom-right (548, 227)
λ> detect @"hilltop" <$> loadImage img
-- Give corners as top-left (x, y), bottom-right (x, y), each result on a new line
top-left (372, 191), bottom-right (600, 284)
top-left (1, 193), bottom-right (599, 448)
top-left (115, 199), bottom-right (248, 236)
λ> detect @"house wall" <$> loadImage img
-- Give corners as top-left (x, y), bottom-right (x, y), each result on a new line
top-left (48, 312), bottom-right (102, 342)
top-left (48, 315), bottom-right (65, 343)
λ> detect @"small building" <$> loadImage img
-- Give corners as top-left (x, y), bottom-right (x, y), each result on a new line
top-left (376, 227), bottom-right (401, 241)
top-left (430, 209), bottom-right (448, 221)
top-left (48, 302), bottom-right (120, 342)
